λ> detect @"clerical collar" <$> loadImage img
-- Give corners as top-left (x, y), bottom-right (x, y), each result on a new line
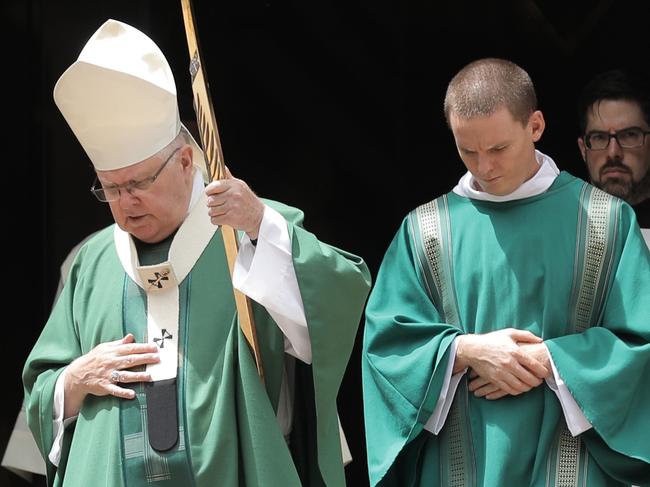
top-left (133, 231), bottom-right (177, 266)
top-left (452, 150), bottom-right (560, 202)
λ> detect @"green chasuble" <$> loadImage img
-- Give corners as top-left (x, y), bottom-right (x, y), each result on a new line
top-left (363, 172), bottom-right (650, 487)
top-left (23, 199), bottom-right (370, 487)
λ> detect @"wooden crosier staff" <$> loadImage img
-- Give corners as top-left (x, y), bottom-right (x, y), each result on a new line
top-left (180, 0), bottom-right (264, 381)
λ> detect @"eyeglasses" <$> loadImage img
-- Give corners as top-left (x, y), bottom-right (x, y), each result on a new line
top-left (90, 147), bottom-right (181, 202)
top-left (583, 127), bottom-right (650, 150)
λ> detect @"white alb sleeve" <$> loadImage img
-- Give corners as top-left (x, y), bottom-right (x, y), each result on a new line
top-left (232, 205), bottom-right (312, 363)
top-left (423, 337), bottom-right (467, 435)
top-left (49, 369), bottom-right (78, 466)
top-left (545, 349), bottom-right (592, 436)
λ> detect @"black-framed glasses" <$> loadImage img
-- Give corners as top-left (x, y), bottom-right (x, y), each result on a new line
top-left (90, 147), bottom-right (181, 202)
top-left (583, 127), bottom-right (650, 150)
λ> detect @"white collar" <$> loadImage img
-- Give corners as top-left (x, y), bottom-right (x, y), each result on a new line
top-left (452, 149), bottom-right (560, 202)
top-left (187, 168), bottom-right (204, 214)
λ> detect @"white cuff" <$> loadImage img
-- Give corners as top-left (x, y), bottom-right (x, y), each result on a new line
top-left (49, 369), bottom-right (78, 466)
top-left (545, 350), bottom-right (592, 436)
top-left (424, 337), bottom-right (466, 435)
top-left (233, 205), bottom-right (312, 363)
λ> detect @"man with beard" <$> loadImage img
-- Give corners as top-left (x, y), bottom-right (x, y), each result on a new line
top-left (577, 69), bottom-right (650, 245)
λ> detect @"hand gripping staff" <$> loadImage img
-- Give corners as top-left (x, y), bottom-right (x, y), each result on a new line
top-left (180, 0), bottom-right (264, 382)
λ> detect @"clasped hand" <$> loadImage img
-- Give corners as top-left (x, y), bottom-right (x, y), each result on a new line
top-left (455, 328), bottom-right (551, 400)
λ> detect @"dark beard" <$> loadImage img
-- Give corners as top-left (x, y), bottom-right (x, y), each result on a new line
top-left (592, 158), bottom-right (650, 205)
top-left (597, 177), bottom-right (633, 200)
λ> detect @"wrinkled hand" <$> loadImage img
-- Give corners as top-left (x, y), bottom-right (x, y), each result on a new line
top-left (205, 166), bottom-right (265, 239)
top-left (64, 334), bottom-right (159, 418)
top-left (456, 328), bottom-right (549, 400)
top-left (468, 342), bottom-right (551, 400)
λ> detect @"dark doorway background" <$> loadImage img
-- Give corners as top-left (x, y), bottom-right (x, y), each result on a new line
top-left (4, 1), bottom-right (649, 486)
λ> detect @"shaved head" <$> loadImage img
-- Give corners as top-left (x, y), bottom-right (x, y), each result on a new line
top-left (444, 58), bottom-right (537, 126)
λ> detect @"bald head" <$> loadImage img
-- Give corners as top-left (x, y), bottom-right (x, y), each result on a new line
top-left (444, 58), bottom-right (537, 126)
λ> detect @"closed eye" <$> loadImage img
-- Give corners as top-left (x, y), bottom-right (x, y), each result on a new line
top-left (99, 179), bottom-right (138, 190)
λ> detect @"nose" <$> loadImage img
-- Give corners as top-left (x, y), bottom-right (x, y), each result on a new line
top-left (117, 187), bottom-right (139, 209)
top-left (606, 133), bottom-right (624, 159)
top-left (476, 153), bottom-right (495, 178)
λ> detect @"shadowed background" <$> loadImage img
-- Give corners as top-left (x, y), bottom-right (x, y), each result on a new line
top-left (4, 0), bottom-right (649, 485)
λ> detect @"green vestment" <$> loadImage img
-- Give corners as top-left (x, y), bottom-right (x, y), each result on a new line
top-left (363, 172), bottom-right (650, 487)
top-left (24, 200), bottom-right (371, 487)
